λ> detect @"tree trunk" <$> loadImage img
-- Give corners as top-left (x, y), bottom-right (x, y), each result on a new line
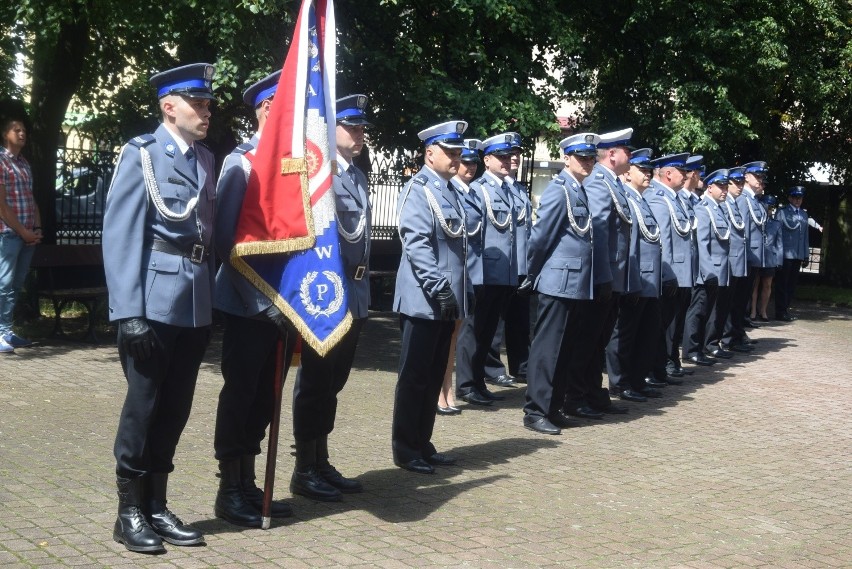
top-left (29, 5), bottom-right (91, 243)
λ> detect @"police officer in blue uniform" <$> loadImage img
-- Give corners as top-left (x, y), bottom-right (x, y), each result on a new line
top-left (455, 133), bottom-right (520, 405)
top-left (105, 63), bottom-right (215, 553)
top-left (521, 133), bottom-right (599, 435)
top-left (682, 169), bottom-right (732, 363)
top-left (606, 148), bottom-right (661, 403)
top-left (720, 167), bottom-right (754, 352)
top-left (212, 70), bottom-right (295, 528)
top-left (644, 153), bottom-right (694, 382)
top-left (290, 94), bottom-right (373, 498)
top-left (392, 121), bottom-right (471, 473)
top-left (576, 128), bottom-right (636, 417)
top-left (440, 138), bottom-right (483, 415)
top-left (665, 154), bottom-right (704, 379)
top-left (752, 194), bottom-right (782, 321)
top-left (738, 161), bottom-right (768, 329)
top-left (774, 186), bottom-right (810, 321)
top-left (484, 132), bottom-right (531, 386)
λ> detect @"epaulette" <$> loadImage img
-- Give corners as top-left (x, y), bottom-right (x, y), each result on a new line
top-left (411, 174), bottom-right (429, 187)
top-left (656, 189), bottom-right (665, 196)
top-left (128, 134), bottom-right (156, 148)
top-left (551, 176), bottom-right (566, 186)
top-left (595, 172), bottom-right (604, 179)
top-left (234, 142), bottom-right (254, 155)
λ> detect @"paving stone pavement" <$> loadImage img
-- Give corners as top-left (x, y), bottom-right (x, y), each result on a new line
top-left (1, 303), bottom-right (850, 568)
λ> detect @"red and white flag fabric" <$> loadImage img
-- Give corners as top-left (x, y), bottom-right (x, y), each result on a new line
top-left (231, 0), bottom-right (351, 355)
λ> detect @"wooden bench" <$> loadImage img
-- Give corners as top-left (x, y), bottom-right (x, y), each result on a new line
top-left (29, 244), bottom-right (107, 343)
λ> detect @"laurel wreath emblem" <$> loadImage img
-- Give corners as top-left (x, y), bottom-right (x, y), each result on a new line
top-left (300, 270), bottom-right (345, 317)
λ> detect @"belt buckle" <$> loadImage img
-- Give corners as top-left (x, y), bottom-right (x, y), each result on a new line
top-left (190, 244), bottom-right (205, 264)
top-left (353, 265), bottom-right (366, 281)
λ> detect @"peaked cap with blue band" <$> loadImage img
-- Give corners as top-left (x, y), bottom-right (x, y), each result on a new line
top-left (559, 132), bottom-right (600, 156)
top-left (482, 132), bottom-right (522, 156)
top-left (743, 161), bottom-right (768, 174)
top-left (684, 155), bottom-right (704, 171)
top-left (629, 147), bottom-right (653, 167)
top-left (728, 167), bottom-right (746, 181)
top-left (703, 168), bottom-right (730, 187)
top-left (761, 194), bottom-right (778, 206)
top-left (150, 63), bottom-right (216, 100)
top-left (649, 153), bottom-right (690, 168)
top-left (243, 70), bottom-right (281, 107)
top-left (596, 128), bottom-right (634, 149)
top-left (789, 186), bottom-right (805, 197)
top-left (418, 121), bottom-right (468, 149)
top-left (336, 94), bottom-right (373, 126)
top-left (461, 139), bottom-right (483, 162)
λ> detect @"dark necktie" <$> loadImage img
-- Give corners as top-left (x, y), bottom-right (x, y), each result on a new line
top-left (185, 147), bottom-right (198, 182)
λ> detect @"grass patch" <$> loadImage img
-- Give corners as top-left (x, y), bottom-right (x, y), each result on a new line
top-left (796, 284), bottom-right (852, 307)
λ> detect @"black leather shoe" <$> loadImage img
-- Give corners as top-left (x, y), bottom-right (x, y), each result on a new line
top-left (485, 374), bottom-right (516, 387)
top-left (726, 343), bottom-right (754, 353)
top-left (640, 388), bottom-right (663, 398)
top-left (114, 476), bottom-right (165, 554)
top-left (523, 416), bottom-right (561, 435)
top-left (687, 354), bottom-right (715, 366)
top-left (480, 387), bottom-right (505, 401)
top-left (318, 464), bottom-right (363, 493)
top-left (599, 404), bottom-right (629, 414)
top-left (395, 458), bottom-right (434, 474)
top-left (425, 452), bottom-right (457, 466)
top-left (565, 405), bottom-right (605, 419)
top-left (513, 374), bottom-right (527, 384)
top-left (549, 411), bottom-right (576, 428)
top-left (437, 405), bottom-right (462, 415)
top-left (744, 318), bottom-right (760, 328)
top-left (148, 508), bottom-right (204, 546)
top-left (778, 313), bottom-right (795, 322)
top-left (758, 316), bottom-right (770, 322)
top-left (289, 467), bottom-right (343, 502)
top-left (460, 390), bottom-right (493, 406)
top-left (667, 367), bottom-right (685, 377)
top-left (705, 347), bottom-right (733, 359)
top-left (617, 389), bottom-right (647, 402)
top-left (645, 377), bottom-right (668, 388)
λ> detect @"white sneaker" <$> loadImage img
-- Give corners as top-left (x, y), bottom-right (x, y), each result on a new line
top-left (0, 337), bottom-right (14, 354)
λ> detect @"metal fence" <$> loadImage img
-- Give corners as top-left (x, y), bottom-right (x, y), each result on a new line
top-left (55, 129), bottom-right (117, 243)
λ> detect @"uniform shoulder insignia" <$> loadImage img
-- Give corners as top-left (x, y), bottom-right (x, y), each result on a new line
top-left (552, 176), bottom-right (565, 186)
top-left (234, 142), bottom-right (254, 155)
top-left (595, 172), bottom-right (604, 179)
top-left (411, 174), bottom-right (428, 186)
top-left (656, 189), bottom-right (664, 196)
top-left (128, 134), bottom-right (155, 148)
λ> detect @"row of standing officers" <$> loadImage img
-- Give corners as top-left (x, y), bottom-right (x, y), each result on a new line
top-left (101, 63), bottom-right (813, 554)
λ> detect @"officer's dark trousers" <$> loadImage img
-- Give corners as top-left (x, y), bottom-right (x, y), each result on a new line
top-left (682, 283), bottom-right (719, 359)
top-left (214, 314), bottom-right (294, 461)
top-left (293, 317), bottom-right (365, 442)
top-left (774, 259), bottom-right (801, 317)
top-left (655, 288), bottom-right (684, 378)
top-left (484, 283), bottom-right (531, 379)
top-left (707, 284), bottom-right (732, 348)
top-left (667, 287), bottom-right (692, 367)
top-left (393, 315), bottom-right (454, 464)
top-left (576, 292), bottom-right (620, 409)
top-left (114, 320), bottom-right (210, 477)
top-left (722, 276), bottom-right (749, 347)
top-left (606, 294), bottom-right (655, 392)
top-left (455, 284), bottom-right (514, 396)
top-left (524, 294), bottom-right (586, 421)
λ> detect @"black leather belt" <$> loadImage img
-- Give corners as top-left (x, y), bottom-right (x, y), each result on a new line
top-left (150, 238), bottom-right (209, 264)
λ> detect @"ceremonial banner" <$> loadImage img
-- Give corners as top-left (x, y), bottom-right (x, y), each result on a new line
top-left (232, 0), bottom-right (350, 355)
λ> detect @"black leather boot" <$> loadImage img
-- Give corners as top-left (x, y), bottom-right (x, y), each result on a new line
top-left (214, 459), bottom-right (263, 527)
top-left (113, 476), bottom-right (165, 554)
top-left (316, 436), bottom-right (362, 493)
top-left (239, 455), bottom-right (293, 518)
top-left (289, 439), bottom-right (342, 502)
top-left (147, 473), bottom-right (204, 545)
